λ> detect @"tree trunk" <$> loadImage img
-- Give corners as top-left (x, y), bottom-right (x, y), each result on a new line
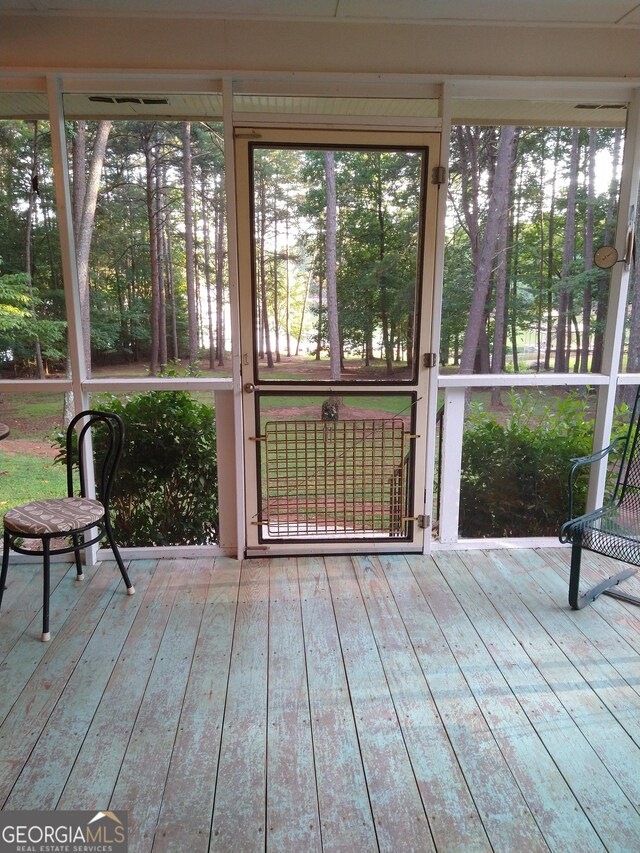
top-left (536, 157), bottom-right (546, 370)
top-left (155, 146), bottom-right (167, 371)
top-left (257, 173), bottom-right (274, 368)
top-left (215, 176), bottom-right (225, 365)
top-left (273, 187), bottom-right (281, 363)
top-left (580, 128), bottom-right (597, 371)
top-left (72, 121), bottom-right (86, 247)
top-left (200, 169), bottom-right (216, 370)
top-left (544, 130), bottom-right (561, 371)
top-left (315, 274), bottom-right (323, 361)
top-left (324, 151), bottom-right (341, 382)
top-left (295, 266), bottom-right (312, 356)
top-left (25, 120), bottom-right (45, 378)
top-left (460, 126), bottom-right (518, 374)
top-left (74, 120), bottom-right (112, 377)
top-left (165, 227), bottom-right (179, 361)
top-left (143, 136), bottom-right (160, 376)
top-left (182, 121), bottom-right (198, 367)
top-left (64, 119), bottom-right (111, 420)
top-left (507, 156), bottom-right (521, 373)
top-left (491, 215), bottom-right (509, 405)
top-left (406, 311), bottom-right (414, 370)
top-left (555, 128), bottom-right (579, 372)
top-left (285, 211), bottom-right (291, 357)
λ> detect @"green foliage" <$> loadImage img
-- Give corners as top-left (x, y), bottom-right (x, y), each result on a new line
top-left (107, 390), bottom-right (218, 546)
top-left (0, 272), bottom-right (31, 333)
top-left (56, 391), bottom-right (218, 546)
top-left (459, 390), bottom-right (619, 537)
top-left (0, 271), bottom-right (66, 368)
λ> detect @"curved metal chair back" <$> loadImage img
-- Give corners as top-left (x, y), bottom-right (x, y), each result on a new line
top-left (67, 409), bottom-right (124, 509)
top-left (0, 409), bottom-right (134, 641)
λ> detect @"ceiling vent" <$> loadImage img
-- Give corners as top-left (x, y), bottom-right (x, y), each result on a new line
top-left (575, 103), bottom-right (627, 110)
top-left (87, 96), bottom-right (170, 105)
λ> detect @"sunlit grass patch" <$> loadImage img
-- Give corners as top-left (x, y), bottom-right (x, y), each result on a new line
top-left (0, 452), bottom-right (66, 522)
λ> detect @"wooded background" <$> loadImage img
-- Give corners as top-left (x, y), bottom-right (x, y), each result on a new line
top-left (1, 119), bottom-right (638, 385)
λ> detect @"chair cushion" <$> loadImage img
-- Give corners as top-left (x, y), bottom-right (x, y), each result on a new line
top-left (3, 498), bottom-right (105, 536)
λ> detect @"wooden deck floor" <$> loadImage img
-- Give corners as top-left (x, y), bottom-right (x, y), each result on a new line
top-left (2, 549), bottom-right (640, 852)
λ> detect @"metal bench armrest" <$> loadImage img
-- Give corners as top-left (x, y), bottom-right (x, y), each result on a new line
top-left (565, 435), bottom-right (627, 523)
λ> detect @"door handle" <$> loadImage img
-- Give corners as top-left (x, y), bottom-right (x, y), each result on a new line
top-left (244, 383), bottom-right (255, 394)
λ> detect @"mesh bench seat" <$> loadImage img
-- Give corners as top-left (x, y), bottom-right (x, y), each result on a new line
top-left (560, 389), bottom-right (640, 610)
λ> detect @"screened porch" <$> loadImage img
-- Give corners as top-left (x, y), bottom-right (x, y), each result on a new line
top-left (1, 549), bottom-right (640, 851)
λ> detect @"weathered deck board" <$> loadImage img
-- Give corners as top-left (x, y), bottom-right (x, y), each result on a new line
top-left (351, 555), bottom-right (492, 852)
top-left (532, 549), bottom-right (640, 701)
top-left (0, 560), bottom-right (124, 806)
top-left (325, 555), bottom-right (435, 853)
top-left (378, 554), bottom-right (547, 853)
top-left (209, 559), bottom-right (270, 853)
top-left (265, 558), bottom-right (321, 853)
top-left (298, 555), bottom-right (378, 852)
top-left (437, 550), bottom-right (640, 853)
top-left (2, 550), bottom-right (640, 852)
top-left (546, 548), bottom-right (640, 653)
top-left (0, 560), bottom-right (57, 658)
top-left (485, 549), bottom-right (640, 751)
top-left (57, 557), bottom-right (177, 811)
top-left (0, 561), bottom-right (102, 721)
top-left (108, 558), bottom-right (209, 853)
top-left (3, 559), bottom-right (155, 810)
top-left (422, 553), bottom-right (605, 853)
top-left (153, 557), bottom-right (240, 853)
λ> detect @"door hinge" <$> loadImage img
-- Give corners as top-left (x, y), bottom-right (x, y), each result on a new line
top-left (423, 352), bottom-right (437, 368)
top-left (432, 166), bottom-right (447, 186)
top-left (417, 514), bottom-right (430, 529)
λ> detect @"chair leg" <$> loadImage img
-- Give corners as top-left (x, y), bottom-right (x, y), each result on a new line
top-left (72, 534), bottom-right (84, 580)
top-left (42, 538), bottom-right (51, 642)
top-left (568, 544), bottom-right (583, 609)
top-left (0, 531), bottom-right (10, 606)
top-left (569, 542), bottom-right (637, 609)
top-left (103, 518), bottom-right (135, 595)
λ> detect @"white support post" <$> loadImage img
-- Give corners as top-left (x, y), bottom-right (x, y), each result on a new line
top-left (588, 89), bottom-right (640, 512)
top-left (423, 82), bottom-right (451, 555)
top-left (439, 386), bottom-right (466, 545)
top-left (47, 76), bottom-right (98, 565)
top-left (214, 390), bottom-right (237, 553)
top-left (222, 77), bottom-right (246, 560)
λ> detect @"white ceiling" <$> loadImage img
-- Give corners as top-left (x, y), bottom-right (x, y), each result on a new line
top-left (2, 0), bottom-right (640, 27)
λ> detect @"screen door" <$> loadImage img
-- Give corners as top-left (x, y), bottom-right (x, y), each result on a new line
top-left (235, 127), bottom-right (440, 555)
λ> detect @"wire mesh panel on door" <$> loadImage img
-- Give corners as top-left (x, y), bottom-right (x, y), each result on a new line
top-left (258, 418), bottom-right (413, 539)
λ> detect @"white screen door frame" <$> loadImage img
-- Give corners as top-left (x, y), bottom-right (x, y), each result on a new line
top-left (235, 127), bottom-right (441, 556)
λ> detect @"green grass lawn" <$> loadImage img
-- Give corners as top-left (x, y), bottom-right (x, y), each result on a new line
top-left (1, 391), bottom-right (63, 440)
top-left (0, 452), bottom-right (66, 518)
top-left (258, 393), bottom-right (413, 417)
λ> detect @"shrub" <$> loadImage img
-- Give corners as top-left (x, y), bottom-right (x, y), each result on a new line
top-left (55, 390), bottom-right (218, 546)
top-left (459, 390), bottom-right (626, 538)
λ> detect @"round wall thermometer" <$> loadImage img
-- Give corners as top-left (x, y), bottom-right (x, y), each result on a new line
top-left (594, 245), bottom-right (619, 269)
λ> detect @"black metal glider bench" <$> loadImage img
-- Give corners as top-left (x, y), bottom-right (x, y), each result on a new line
top-left (560, 388), bottom-right (640, 610)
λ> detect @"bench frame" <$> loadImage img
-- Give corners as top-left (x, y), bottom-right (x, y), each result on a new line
top-left (560, 388), bottom-right (640, 610)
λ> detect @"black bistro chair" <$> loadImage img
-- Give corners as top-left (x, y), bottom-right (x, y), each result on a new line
top-left (0, 410), bottom-right (135, 641)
